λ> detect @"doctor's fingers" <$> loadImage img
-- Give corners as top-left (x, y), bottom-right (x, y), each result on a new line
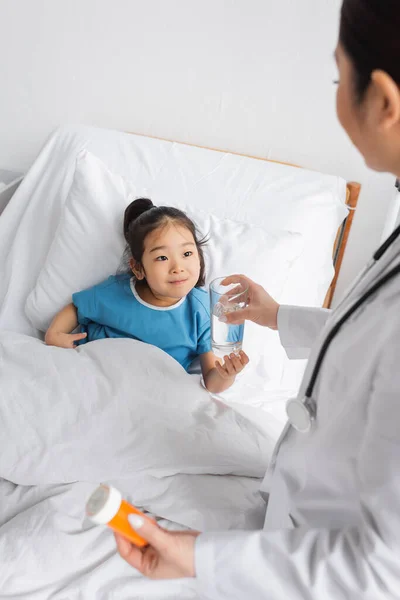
top-left (115, 533), bottom-right (143, 569)
top-left (223, 307), bottom-right (249, 324)
top-left (115, 527), bottom-right (198, 579)
top-left (221, 273), bottom-right (255, 288)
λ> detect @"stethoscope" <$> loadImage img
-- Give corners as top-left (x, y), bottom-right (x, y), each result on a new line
top-left (286, 222), bottom-right (400, 433)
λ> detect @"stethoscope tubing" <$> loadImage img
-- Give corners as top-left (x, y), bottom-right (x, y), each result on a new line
top-left (284, 223), bottom-right (400, 432)
top-left (304, 222), bottom-right (400, 401)
top-left (305, 260), bottom-right (400, 399)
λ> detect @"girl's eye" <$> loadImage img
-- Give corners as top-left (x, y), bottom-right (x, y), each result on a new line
top-left (183, 251), bottom-right (193, 257)
top-left (333, 79), bottom-right (340, 85)
top-left (156, 256), bottom-right (168, 261)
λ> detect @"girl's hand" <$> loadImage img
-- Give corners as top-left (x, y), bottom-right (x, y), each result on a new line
top-left (44, 331), bottom-right (87, 348)
top-left (44, 304), bottom-right (82, 348)
top-left (201, 350), bottom-right (249, 393)
top-left (221, 274), bottom-right (280, 330)
top-left (115, 515), bottom-right (199, 579)
top-left (215, 350), bottom-right (249, 379)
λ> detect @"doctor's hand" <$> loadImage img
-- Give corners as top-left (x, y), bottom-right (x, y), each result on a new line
top-left (221, 274), bottom-right (280, 330)
top-left (115, 515), bottom-right (199, 579)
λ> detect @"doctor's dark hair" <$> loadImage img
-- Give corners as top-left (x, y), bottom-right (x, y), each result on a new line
top-left (340, 0), bottom-right (400, 102)
top-left (123, 198), bottom-right (206, 287)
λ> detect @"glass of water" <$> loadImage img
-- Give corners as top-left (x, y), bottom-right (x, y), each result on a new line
top-left (210, 277), bottom-right (249, 359)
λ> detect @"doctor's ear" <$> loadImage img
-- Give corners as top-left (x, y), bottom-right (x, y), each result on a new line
top-left (370, 70), bottom-right (400, 132)
top-left (130, 258), bottom-right (145, 280)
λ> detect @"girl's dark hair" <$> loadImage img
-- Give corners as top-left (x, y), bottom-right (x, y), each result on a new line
top-left (340, 0), bottom-right (400, 102)
top-left (122, 198), bottom-right (206, 287)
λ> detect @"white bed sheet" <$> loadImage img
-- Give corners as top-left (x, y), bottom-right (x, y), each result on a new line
top-left (0, 479), bottom-right (200, 600)
top-left (0, 474), bottom-right (269, 600)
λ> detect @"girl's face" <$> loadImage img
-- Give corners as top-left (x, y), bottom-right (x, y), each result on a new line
top-left (132, 221), bottom-right (201, 301)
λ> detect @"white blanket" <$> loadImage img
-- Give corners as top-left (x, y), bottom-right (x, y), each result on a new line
top-left (0, 332), bottom-right (273, 598)
top-left (1, 333), bottom-right (273, 485)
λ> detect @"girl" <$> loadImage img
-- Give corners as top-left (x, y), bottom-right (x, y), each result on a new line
top-left (45, 198), bottom-right (249, 393)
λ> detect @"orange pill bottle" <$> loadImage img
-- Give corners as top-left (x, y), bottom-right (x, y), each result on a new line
top-left (85, 484), bottom-right (150, 548)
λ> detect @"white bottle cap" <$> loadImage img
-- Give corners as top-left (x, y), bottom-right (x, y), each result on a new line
top-left (85, 484), bottom-right (122, 525)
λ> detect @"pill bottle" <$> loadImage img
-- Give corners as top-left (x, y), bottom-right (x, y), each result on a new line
top-left (86, 484), bottom-right (150, 547)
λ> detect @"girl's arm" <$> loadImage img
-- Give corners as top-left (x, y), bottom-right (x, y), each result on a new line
top-left (45, 303), bottom-right (87, 348)
top-left (200, 351), bottom-right (249, 393)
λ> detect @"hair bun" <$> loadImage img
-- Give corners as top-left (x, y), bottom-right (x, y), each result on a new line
top-left (123, 198), bottom-right (154, 240)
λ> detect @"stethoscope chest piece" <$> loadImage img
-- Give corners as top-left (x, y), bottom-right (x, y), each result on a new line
top-left (286, 396), bottom-right (316, 433)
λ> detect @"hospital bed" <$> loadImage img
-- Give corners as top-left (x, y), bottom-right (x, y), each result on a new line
top-left (0, 125), bottom-right (359, 599)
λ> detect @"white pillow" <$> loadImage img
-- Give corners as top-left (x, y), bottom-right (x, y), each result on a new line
top-left (26, 151), bottom-right (302, 342)
top-left (26, 151), bottom-right (137, 332)
top-left (189, 210), bottom-right (301, 297)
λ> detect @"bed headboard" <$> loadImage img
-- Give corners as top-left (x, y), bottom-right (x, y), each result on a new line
top-left (323, 182), bottom-right (361, 307)
top-left (128, 131), bottom-right (361, 309)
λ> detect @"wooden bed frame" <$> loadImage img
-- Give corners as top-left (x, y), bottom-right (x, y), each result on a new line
top-left (128, 131), bottom-right (361, 308)
top-left (323, 182), bottom-right (361, 307)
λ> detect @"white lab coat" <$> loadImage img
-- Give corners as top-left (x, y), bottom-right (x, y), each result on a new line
top-left (195, 235), bottom-right (400, 600)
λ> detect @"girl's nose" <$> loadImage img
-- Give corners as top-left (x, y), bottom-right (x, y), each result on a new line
top-left (171, 262), bottom-right (184, 273)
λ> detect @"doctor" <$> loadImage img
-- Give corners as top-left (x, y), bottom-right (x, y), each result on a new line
top-left (115, 0), bottom-right (400, 597)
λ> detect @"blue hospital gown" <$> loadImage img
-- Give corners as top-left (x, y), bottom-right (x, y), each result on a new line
top-left (72, 275), bottom-right (211, 371)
